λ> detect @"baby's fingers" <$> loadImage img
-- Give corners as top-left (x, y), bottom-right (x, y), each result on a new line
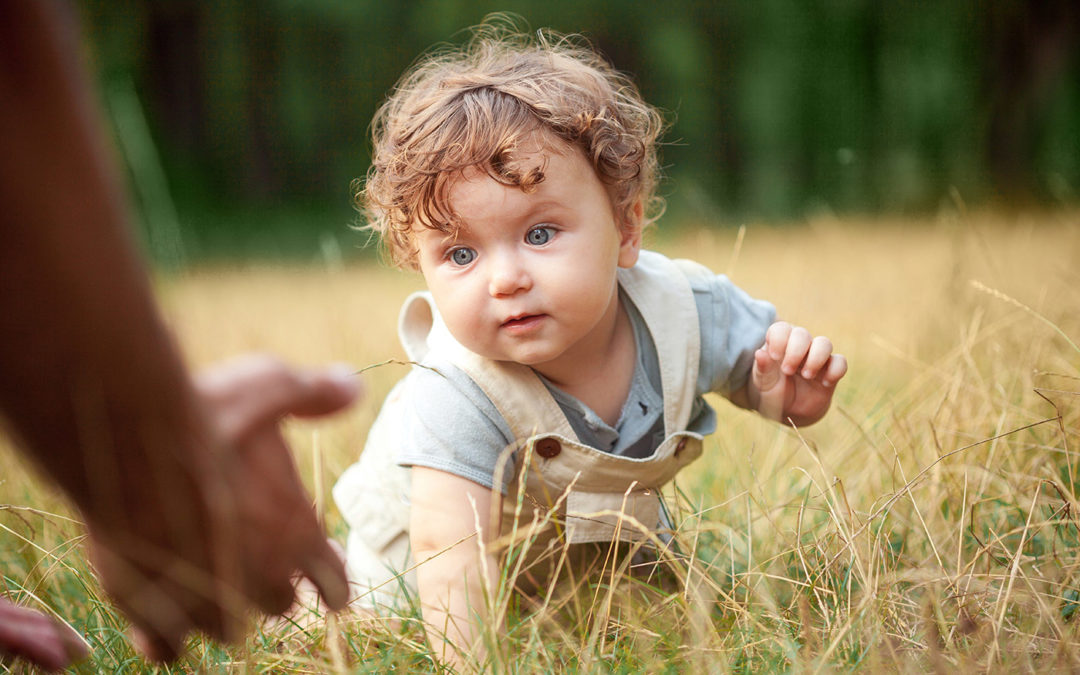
top-left (780, 326), bottom-right (812, 376)
top-left (752, 348), bottom-right (785, 421)
top-left (818, 354), bottom-right (848, 388)
top-left (765, 322), bottom-right (792, 361)
top-left (799, 336), bottom-right (833, 380)
top-left (753, 347), bottom-right (781, 390)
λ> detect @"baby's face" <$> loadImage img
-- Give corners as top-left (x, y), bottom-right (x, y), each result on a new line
top-left (412, 138), bottom-right (640, 376)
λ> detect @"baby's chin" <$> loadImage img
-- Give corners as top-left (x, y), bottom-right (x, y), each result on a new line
top-left (496, 350), bottom-right (568, 370)
top-left (444, 324), bottom-right (572, 368)
top-left (460, 341), bottom-right (563, 368)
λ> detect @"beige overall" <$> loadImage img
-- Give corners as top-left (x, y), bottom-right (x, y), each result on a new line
top-left (333, 251), bottom-right (712, 610)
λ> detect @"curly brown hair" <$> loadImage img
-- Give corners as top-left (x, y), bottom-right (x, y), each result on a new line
top-left (357, 19), bottom-right (665, 269)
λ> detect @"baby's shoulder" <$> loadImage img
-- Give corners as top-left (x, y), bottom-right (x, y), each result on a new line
top-left (393, 355), bottom-right (513, 439)
top-left (383, 355), bottom-right (516, 491)
top-left (634, 250), bottom-right (727, 299)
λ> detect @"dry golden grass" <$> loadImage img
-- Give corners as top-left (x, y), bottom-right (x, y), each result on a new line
top-left (2, 210), bottom-right (1078, 672)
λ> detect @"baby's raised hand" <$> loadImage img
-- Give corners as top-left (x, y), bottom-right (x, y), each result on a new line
top-left (750, 321), bottom-right (847, 426)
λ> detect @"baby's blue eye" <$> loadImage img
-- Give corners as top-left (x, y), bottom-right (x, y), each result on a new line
top-left (450, 247), bottom-right (476, 266)
top-left (526, 226), bottom-right (554, 246)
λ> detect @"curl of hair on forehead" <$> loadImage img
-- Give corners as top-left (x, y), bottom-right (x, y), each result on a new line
top-left (357, 18), bottom-right (665, 270)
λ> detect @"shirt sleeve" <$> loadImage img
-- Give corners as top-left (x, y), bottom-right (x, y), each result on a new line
top-left (692, 272), bottom-right (777, 397)
top-left (395, 359), bottom-right (516, 493)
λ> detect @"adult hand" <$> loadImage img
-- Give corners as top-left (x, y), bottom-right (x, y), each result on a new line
top-left (86, 357), bottom-right (360, 661)
top-left (194, 356), bottom-right (358, 616)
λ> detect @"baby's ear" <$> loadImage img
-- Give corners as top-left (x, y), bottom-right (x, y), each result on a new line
top-left (617, 200), bottom-right (644, 268)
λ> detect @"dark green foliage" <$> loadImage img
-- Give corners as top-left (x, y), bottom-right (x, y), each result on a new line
top-left (75, 0), bottom-right (1080, 261)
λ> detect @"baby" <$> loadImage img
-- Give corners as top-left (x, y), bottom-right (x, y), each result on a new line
top-left (333, 24), bottom-right (847, 664)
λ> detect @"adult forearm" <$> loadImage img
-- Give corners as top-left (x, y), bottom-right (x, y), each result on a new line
top-left (0, 4), bottom-right (356, 660)
top-left (0, 0), bottom-right (214, 529)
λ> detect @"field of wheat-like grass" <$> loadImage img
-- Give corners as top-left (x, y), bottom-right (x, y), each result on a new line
top-left (2, 210), bottom-right (1078, 672)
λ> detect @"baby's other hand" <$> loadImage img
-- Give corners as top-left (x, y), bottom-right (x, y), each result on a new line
top-left (751, 321), bottom-right (847, 426)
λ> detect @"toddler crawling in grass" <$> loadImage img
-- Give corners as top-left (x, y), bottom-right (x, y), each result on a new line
top-left (333, 22), bottom-right (847, 666)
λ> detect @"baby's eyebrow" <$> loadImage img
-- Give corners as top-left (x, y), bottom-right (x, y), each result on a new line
top-left (416, 217), bottom-right (461, 237)
top-left (514, 198), bottom-right (565, 222)
top-left (432, 227), bottom-right (468, 247)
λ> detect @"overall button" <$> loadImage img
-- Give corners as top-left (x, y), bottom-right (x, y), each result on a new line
top-left (535, 438), bottom-right (561, 458)
top-left (674, 438), bottom-right (688, 456)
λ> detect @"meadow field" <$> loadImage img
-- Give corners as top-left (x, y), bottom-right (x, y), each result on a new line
top-left (2, 210), bottom-right (1079, 672)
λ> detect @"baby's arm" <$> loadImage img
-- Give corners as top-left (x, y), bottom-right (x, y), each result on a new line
top-left (731, 321), bottom-right (848, 426)
top-left (410, 467), bottom-right (501, 668)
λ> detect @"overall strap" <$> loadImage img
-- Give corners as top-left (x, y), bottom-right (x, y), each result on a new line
top-left (616, 250), bottom-right (702, 434)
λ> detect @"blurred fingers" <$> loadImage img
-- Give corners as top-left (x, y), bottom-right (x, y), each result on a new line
top-left (238, 531), bottom-right (345, 617)
top-left (0, 599), bottom-right (89, 671)
top-left (296, 539), bottom-right (350, 612)
top-left (226, 428), bottom-right (342, 615)
top-left (196, 355), bottom-right (361, 443)
top-left (278, 364), bottom-right (363, 418)
top-left (241, 533), bottom-right (346, 618)
top-left (119, 587), bottom-right (191, 663)
top-left (130, 625), bottom-right (182, 664)
top-left (252, 570), bottom-right (298, 617)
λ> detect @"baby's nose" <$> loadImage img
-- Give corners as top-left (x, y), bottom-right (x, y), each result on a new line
top-left (488, 254), bottom-right (531, 296)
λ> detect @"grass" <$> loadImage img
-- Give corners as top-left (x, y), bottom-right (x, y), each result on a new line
top-left (2, 209), bottom-right (1078, 672)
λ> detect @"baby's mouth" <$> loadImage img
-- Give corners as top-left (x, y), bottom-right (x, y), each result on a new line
top-left (501, 314), bottom-right (545, 330)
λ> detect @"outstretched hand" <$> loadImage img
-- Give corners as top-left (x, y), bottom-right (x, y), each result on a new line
top-left (749, 321), bottom-right (847, 426)
top-left (86, 356), bottom-right (360, 661)
top-left (194, 356), bottom-right (358, 617)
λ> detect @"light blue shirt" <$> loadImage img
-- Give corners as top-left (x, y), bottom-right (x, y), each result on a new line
top-left (396, 270), bottom-right (775, 492)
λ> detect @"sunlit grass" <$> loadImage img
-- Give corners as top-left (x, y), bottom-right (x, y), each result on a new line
top-left (2, 210), bottom-right (1078, 672)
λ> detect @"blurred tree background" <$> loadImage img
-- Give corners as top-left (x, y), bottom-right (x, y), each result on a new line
top-left (76, 0), bottom-right (1079, 263)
